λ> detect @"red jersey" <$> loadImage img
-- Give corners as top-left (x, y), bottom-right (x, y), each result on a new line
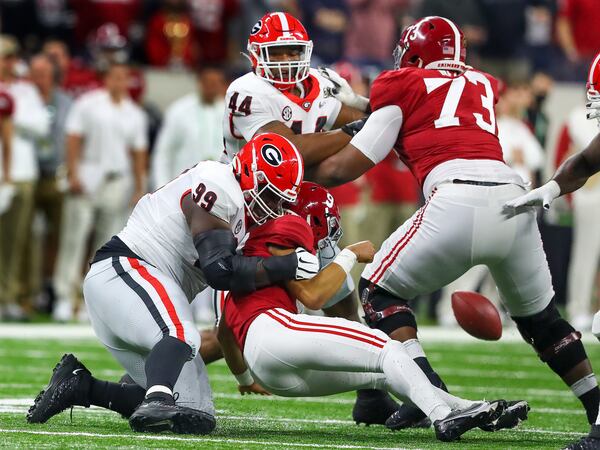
top-left (225, 214), bottom-right (314, 349)
top-left (370, 67), bottom-right (505, 186)
top-left (0, 87), bottom-right (14, 117)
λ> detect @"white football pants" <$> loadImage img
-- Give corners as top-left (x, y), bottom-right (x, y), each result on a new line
top-left (84, 256), bottom-right (214, 414)
top-left (362, 183), bottom-right (555, 318)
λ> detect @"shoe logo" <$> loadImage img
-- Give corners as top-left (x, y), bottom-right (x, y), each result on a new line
top-left (298, 257), bottom-right (313, 265)
top-left (72, 368), bottom-right (84, 375)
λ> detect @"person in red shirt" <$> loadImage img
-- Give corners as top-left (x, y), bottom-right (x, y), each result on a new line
top-left (219, 213), bottom-right (508, 443)
top-left (310, 15), bottom-right (595, 432)
top-left (556, 0), bottom-right (600, 68)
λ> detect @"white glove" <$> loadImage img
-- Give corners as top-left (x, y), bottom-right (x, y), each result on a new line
top-left (318, 66), bottom-right (370, 113)
top-left (294, 247), bottom-right (319, 280)
top-left (503, 180), bottom-right (561, 211)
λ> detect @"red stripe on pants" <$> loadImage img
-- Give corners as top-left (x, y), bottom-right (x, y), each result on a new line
top-left (265, 311), bottom-right (385, 349)
top-left (128, 258), bottom-right (185, 341)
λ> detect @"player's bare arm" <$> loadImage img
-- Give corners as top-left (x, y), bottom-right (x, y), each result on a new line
top-left (269, 240), bottom-right (375, 310)
top-left (554, 133), bottom-right (600, 194)
top-left (217, 317), bottom-right (270, 395)
top-left (181, 193), bottom-right (312, 295)
top-left (257, 120), bottom-right (352, 167)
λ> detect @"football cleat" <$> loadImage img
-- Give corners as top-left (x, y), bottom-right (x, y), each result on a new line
top-left (480, 399), bottom-right (529, 432)
top-left (27, 354), bottom-right (91, 423)
top-left (129, 399), bottom-right (216, 435)
top-left (564, 425), bottom-right (600, 450)
top-left (385, 404), bottom-right (431, 430)
top-left (119, 373), bottom-right (136, 385)
top-left (352, 390), bottom-right (400, 426)
top-left (434, 400), bottom-right (506, 442)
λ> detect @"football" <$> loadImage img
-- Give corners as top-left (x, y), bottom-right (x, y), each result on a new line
top-left (451, 291), bottom-right (502, 341)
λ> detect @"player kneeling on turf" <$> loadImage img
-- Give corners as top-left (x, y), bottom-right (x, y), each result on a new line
top-left (219, 212), bottom-right (507, 442)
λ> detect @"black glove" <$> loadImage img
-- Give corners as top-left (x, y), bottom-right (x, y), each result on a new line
top-left (341, 117), bottom-right (367, 137)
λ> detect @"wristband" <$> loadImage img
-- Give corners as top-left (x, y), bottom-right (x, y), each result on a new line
top-left (333, 248), bottom-right (358, 275)
top-left (235, 369), bottom-right (254, 386)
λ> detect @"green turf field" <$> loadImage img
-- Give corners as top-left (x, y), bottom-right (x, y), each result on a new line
top-left (0, 331), bottom-right (596, 449)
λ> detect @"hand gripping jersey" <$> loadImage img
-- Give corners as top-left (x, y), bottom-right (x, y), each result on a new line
top-left (364, 67), bottom-right (522, 193)
top-left (118, 161), bottom-right (246, 301)
top-left (222, 68), bottom-right (342, 162)
top-left (225, 214), bottom-right (314, 348)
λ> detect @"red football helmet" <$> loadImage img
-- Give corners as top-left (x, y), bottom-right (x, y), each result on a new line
top-left (246, 12), bottom-right (313, 86)
top-left (288, 182), bottom-right (342, 256)
top-left (233, 133), bottom-right (304, 225)
top-left (587, 51), bottom-right (600, 99)
top-left (394, 16), bottom-right (466, 72)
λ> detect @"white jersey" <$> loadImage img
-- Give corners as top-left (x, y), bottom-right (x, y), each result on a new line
top-left (118, 161), bottom-right (246, 301)
top-left (222, 68), bottom-right (343, 162)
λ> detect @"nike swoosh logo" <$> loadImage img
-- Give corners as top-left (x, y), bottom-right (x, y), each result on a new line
top-left (298, 257), bottom-right (315, 265)
top-left (72, 368), bottom-right (84, 375)
top-left (319, 101), bottom-right (326, 108)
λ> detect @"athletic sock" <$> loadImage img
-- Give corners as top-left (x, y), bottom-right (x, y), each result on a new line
top-left (570, 374), bottom-right (600, 424)
top-left (145, 335), bottom-right (192, 399)
top-left (89, 378), bottom-right (145, 417)
top-left (404, 339), bottom-right (448, 391)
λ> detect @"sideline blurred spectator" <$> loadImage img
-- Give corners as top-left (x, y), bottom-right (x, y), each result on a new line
top-left (524, 2), bottom-right (556, 74)
top-left (42, 39), bottom-right (100, 98)
top-left (344, 0), bottom-right (410, 68)
top-left (151, 65), bottom-right (226, 188)
top-left (415, 0), bottom-right (487, 65)
top-left (478, 0), bottom-right (529, 82)
top-left (27, 54), bottom-right (73, 310)
top-left (555, 106), bottom-right (600, 329)
top-left (70, 0), bottom-right (142, 53)
top-left (526, 72), bottom-right (553, 149)
top-left (145, 0), bottom-right (196, 68)
top-left (299, 1), bottom-right (349, 65)
top-left (0, 35), bottom-right (51, 321)
top-left (53, 62), bottom-right (148, 322)
top-left (556, 0), bottom-right (600, 81)
top-left (496, 82), bottom-right (544, 184)
top-left (188, 0), bottom-right (239, 64)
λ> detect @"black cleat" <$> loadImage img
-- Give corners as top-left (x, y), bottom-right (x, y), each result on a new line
top-left (27, 354), bottom-right (91, 423)
top-left (385, 404), bottom-right (431, 430)
top-left (129, 399), bottom-right (216, 435)
top-left (480, 400), bottom-right (529, 432)
top-left (564, 425), bottom-right (600, 450)
top-left (434, 400), bottom-right (506, 442)
top-left (119, 373), bottom-right (136, 385)
top-left (352, 390), bottom-right (400, 426)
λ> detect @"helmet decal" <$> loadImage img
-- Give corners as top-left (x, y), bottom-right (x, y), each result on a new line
top-left (261, 144), bottom-right (283, 167)
top-left (250, 20), bottom-right (262, 36)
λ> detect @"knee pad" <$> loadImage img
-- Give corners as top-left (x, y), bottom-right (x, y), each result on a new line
top-left (359, 278), bottom-right (416, 334)
top-left (512, 300), bottom-right (585, 376)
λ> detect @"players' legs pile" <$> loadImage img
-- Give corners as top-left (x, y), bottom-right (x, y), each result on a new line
top-left (28, 256), bottom-right (215, 434)
top-left (243, 308), bottom-right (504, 442)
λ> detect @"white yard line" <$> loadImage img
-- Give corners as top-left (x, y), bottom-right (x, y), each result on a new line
top-left (0, 429), bottom-right (409, 450)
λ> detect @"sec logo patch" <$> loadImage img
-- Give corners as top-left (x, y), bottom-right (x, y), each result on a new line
top-left (281, 106), bottom-right (292, 121)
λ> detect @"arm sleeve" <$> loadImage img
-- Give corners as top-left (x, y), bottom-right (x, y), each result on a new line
top-left (349, 105), bottom-right (403, 164)
top-left (227, 88), bottom-right (274, 141)
top-left (131, 109), bottom-right (149, 151)
top-left (65, 97), bottom-right (86, 136)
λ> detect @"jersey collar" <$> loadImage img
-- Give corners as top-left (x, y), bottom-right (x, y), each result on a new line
top-left (280, 74), bottom-right (321, 111)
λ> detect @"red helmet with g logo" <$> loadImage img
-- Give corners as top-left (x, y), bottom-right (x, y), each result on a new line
top-left (394, 16), bottom-right (466, 72)
top-left (247, 12), bottom-right (313, 86)
top-left (287, 182), bottom-right (342, 255)
top-left (587, 51), bottom-right (600, 99)
top-left (233, 133), bottom-right (304, 225)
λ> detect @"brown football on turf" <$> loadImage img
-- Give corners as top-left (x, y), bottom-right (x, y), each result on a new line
top-left (451, 291), bottom-right (502, 341)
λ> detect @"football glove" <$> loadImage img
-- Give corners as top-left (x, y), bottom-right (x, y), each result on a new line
top-left (294, 247), bottom-right (319, 280)
top-left (319, 66), bottom-right (370, 113)
top-left (341, 117), bottom-right (367, 137)
top-left (503, 180), bottom-right (561, 211)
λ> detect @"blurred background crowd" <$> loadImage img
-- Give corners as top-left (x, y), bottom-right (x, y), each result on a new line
top-left (0, 0), bottom-right (599, 330)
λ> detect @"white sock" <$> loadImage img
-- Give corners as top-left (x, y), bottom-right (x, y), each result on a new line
top-left (433, 386), bottom-right (476, 410)
top-left (571, 373), bottom-right (598, 398)
top-left (403, 338), bottom-right (426, 359)
top-left (381, 341), bottom-right (451, 421)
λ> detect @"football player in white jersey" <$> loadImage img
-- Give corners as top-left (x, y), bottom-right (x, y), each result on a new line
top-left (27, 133), bottom-right (320, 434)
top-left (221, 11), bottom-right (398, 424)
top-left (222, 12), bottom-right (367, 166)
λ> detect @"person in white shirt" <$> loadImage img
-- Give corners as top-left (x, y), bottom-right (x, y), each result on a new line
top-left (0, 36), bottom-right (51, 320)
top-left (151, 65), bottom-right (227, 189)
top-left (52, 61), bottom-right (148, 322)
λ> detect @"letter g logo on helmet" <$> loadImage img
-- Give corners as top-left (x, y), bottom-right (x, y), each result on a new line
top-left (261, 144), bottom-right (283, 167)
